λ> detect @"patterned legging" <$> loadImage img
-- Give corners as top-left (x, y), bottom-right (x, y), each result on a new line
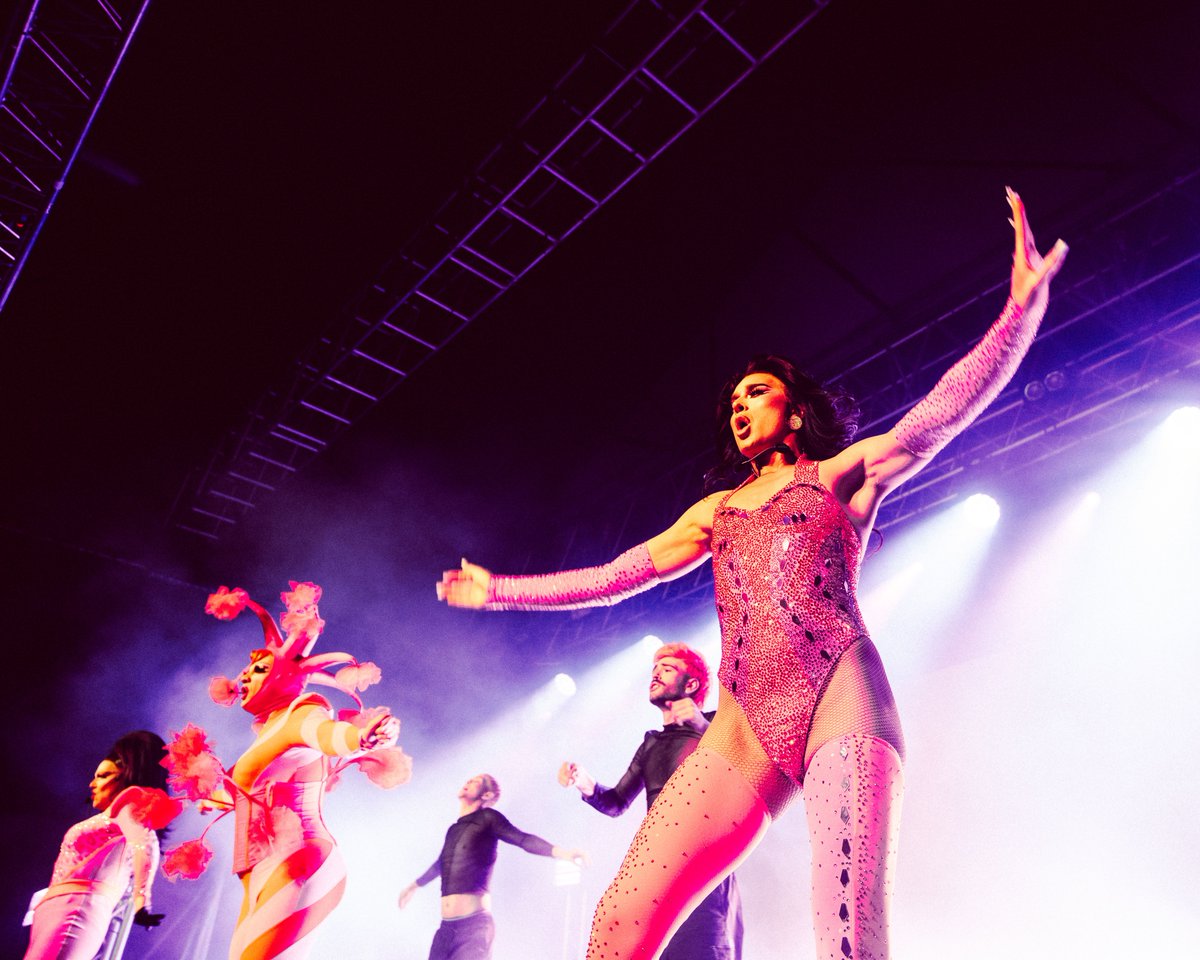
top-left (586, 736), bottom-right (903, 960)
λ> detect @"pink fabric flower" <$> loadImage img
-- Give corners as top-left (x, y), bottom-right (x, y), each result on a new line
top-left (205, 586), bottom-right (249, 620)
top-left (356, 747), bottom-right (413, 789)
top-left (208, 675), bottom-right (240, 706)
top-left (112, 787), bottom-right (184, 830)
top-left (280, 580), bottom-right (321, 612)
top-left (162, 839), bottom-right (213, 881)
top-left (280, 608), bottom-right (325, 647)
top-left (334, 661), bottom-right (382, 694)
top-left (161, 724), bottom-right (226, 801)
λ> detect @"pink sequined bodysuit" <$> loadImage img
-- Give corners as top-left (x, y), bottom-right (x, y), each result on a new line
top-left (713, 459), bottom-right (868, 785)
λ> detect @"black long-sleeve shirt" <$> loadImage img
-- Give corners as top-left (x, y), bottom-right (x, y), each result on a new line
top-left (415, 807), bottom-right (554, 896)
top-left (583, 715), bottom-right (712, 816)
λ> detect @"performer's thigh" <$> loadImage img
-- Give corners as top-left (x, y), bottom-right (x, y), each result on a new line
top-left (230, 844), bottom-right (346, 960)
top-left (24, 893), bottom-right (113, 960)
top-left (803, 734), bottom-right (903, 960)
top-left (587, 748), bottom-right (770, 960)
top-left (660, 876), bottom-right (737, 960)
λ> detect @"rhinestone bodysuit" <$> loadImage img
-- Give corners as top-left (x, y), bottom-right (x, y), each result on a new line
top-left (713, 459), bottom-right (867, 785)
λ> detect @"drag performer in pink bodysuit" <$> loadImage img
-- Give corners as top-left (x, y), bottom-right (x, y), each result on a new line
top-left (438, 192), bottom-right (1067, 959)
top-left (162, 582), bottom-right (411, 960)
top-left (24, 730), bottom-right (181, 960)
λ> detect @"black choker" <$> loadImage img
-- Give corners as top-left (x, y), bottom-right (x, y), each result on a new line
top-left (746, 444), bottom-right (797, 476)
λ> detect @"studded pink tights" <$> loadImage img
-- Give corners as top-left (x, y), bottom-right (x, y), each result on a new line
top-left (804, 734), bottom-right (904, 960)
top-left (586, 747), bottom-right (769, 960)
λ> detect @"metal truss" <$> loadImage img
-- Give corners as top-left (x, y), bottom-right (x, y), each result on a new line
top-left (532, 167), bottom-right (1200, 656)
top-left (174, 0), bottom-right (833, 540)
top-left (0, 0), bottom-right (151, 313)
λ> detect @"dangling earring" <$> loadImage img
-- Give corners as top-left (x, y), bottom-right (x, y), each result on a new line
top-left (788, 413), bottom-right (803, 431)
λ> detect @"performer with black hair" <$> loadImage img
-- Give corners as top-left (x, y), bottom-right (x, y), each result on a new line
top-left (23, 730), bottom-right (180, 960)
top-left (439, 191), bottom-right (1067, 959)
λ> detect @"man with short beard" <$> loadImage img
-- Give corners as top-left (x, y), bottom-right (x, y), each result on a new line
top-left (559, 643), bottom-right (744, 960)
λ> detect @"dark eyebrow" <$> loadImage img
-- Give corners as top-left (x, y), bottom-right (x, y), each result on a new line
top-left (730, 379), bottom-right (770, 401)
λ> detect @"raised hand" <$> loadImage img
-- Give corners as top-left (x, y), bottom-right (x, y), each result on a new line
top-left (665, 697), bottom-right (709, 732)
top-left (436, 558), bottom-right (492, 608)
top-left (1007, 187), bottom-right (1068, 310)
top-left (361, 713), bottom-right (400, 750)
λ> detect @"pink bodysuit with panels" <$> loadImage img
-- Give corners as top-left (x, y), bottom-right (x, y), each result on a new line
top-left (713, 459), bottom-right (868, 784)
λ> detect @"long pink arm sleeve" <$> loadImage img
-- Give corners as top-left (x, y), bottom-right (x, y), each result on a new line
top-left (893, 295), bottom-right (1046, 458)
top-left (484, 543), bottom-right (660, 611)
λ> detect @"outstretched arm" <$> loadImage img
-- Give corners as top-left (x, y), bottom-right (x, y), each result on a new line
top-left (824, 189), bottom-right (1068, 529)
top-left (891, 188), bottom-right (1067, 459)
top-left (398, 860), bottom-right (441, 909)
top-left (292, 702), bottom-right (398, 757)
top-left (437, 494), bottom-right (720, 611)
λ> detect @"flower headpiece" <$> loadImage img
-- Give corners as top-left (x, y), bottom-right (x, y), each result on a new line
top-left (205, 581), bottom-right (380, 717)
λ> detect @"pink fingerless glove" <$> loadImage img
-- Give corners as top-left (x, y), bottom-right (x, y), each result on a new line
top-left (485, 543), bottom-right (660, 611)
top-left (893, 295), bottom-right (1046, 458)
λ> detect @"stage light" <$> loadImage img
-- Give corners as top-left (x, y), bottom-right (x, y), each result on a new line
top-left (1163, 405), bottom-right (1200, 443)
top-left (963, 493), bottom-right (1000, 528)
top-left (1023, 380), bottom-right (1045, 401)
top-left (1044, 369), bottom-right (1067, 392)
top-left (640, 634), bottom-right (662, 654)
top-left (553, 672), bottom-right (577, 696)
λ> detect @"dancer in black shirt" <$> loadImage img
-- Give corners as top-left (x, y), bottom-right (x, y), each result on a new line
top-left (399, 773), bottom-right (587, 960)
top-left (559, 643), bottom-right (743, 959)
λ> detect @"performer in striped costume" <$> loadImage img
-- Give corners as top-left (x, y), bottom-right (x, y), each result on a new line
top-left (162, 581), bottom-right (411, 960)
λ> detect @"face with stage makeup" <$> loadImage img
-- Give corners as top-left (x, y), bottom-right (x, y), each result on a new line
top-left (238, 650), bottom-right (274, 707)
top-left (236, 649), bottom-right (304, 716)
top-left (89, 758), bottom-right (125, 810)
top-left (729, 371), bottom-right (800, 460)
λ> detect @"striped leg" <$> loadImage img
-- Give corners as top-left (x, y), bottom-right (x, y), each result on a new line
top-left (229, 840), bottom-right (346, 960)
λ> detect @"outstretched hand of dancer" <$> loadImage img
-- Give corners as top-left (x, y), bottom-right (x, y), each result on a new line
top-left (1008, 187), bottom-right (1068, 310)
top-left (397, 882), bottom-right (419, 910)
top-left (437, 558), bottom-right (491, 608)
top-left (558, 760), bottom-right (596, 795)
top-left (360, 713), bottom-right (400, 750)
top-left (553, 845), bottom-right (591, 867)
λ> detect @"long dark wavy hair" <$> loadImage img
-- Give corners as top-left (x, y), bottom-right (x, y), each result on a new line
top-left (703, 355), bottom-right (861, 494)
